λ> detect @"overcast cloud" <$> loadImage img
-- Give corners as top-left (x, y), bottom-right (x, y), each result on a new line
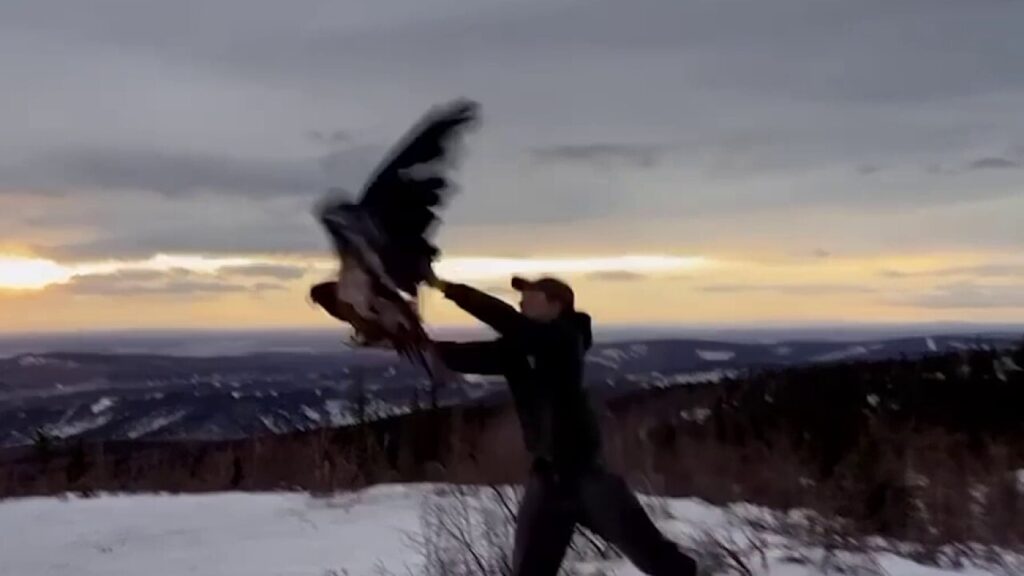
top-left (899, 282), bottom-right (1024, 310)
top-left (2, 0), bottom-right (1023, 262)
top-left (54, 268), bottom-right (290, 297)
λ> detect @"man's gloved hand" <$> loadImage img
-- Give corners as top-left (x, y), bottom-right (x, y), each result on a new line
top-left (422, 265), bottom-right (449, 291)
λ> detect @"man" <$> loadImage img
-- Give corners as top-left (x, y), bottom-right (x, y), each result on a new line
top-left (426, 274), bottom-right (698, 576)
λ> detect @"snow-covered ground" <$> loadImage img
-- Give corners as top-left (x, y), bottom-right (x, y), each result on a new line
top-left (695, 349), bottom-right (737, 362)
top-left (0, 485), bottom-right (1009, 576)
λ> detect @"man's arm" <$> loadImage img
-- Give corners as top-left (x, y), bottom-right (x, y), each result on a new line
top-left (438, 282), bottom-right (538, 341)
top-left (435, 340), bottom-right (506, 375)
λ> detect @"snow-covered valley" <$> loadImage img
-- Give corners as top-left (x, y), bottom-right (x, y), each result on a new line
top-left (0, 486), bottom-right (1014, 576)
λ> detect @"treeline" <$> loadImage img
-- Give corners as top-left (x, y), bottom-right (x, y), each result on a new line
top-left (2, 341), bottom-right (1022, 547)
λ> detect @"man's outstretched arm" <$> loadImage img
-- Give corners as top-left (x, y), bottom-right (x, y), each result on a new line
top-left (431, 279), bottom-right (537, 341)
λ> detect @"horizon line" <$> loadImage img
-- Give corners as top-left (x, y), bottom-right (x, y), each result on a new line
top-left (2, 321), bottom-right (1023, 339)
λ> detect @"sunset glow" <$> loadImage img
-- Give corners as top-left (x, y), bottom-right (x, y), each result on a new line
top-left (0, 257), bottom-right (70, 290)
top-left (0, 253), bottom-right (263, 291)
top-left (0, 252), bottom-right (712, 292)
top-left (2, 248), bottom-right (1024, 333)
top-left (72, 254), bottom-right (260, 277)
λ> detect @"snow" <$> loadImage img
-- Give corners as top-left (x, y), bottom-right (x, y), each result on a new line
top-left (1001, 356), bottom-right (1022, 372)
top-left (589, 345), bottom-right (648, 369)
top-left (0, 486), bottom-right (1010, 576)
top-left (812, 345), bottom-right (870, 363)
top-left (124, 410), bottom-right (188, 439)
top-left (301, 405), bottom-right (323, 423)
top-left (603, 348), bottom-right (630, 361)
top-left (628, 343), bottom-right (648, 356)
top-left (16, 355), bottom-right (77, 367)
top-left (17, 355), bottom-right (47, 366)
top-left (600, 350), bottom-right (627, 368)
top-left (660, 369), bottom-right (738, 386)
top-left (695, 349), bottom-right (736, 362)
top-left (325, 399), bottom-right (355, 426)
top-left (44, 412), bottom-right (114, 439)
top-left (0, 486), bottom-right (422, 576)
top-left (258, 415), bottom-right (286, 434)
top-left (586, 355), bottom-right (621, 369)
top-left (91, 397), bottom-right (117, 414)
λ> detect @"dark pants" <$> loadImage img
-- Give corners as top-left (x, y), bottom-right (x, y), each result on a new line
top-left (512, 465), bottom-right (698, 576)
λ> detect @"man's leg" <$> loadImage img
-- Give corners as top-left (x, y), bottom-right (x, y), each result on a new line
top-left (512, 469), bottom-right (577, 576)
top-left (578, 470), bottom-right (698, 576)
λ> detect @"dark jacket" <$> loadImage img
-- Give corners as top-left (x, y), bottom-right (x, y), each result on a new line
top-left (435, 282), bottom-right (602, 473)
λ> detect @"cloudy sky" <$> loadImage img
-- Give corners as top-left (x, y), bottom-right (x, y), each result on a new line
top-left (2, 0), bottom-right (1024, 332)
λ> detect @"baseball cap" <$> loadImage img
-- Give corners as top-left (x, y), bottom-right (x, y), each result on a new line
top-left (511, 276), bottom-right (575, 311)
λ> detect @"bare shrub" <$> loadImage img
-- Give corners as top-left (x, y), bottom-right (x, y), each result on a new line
top-left (732, 501), bottom-right (1024, 576)
top-left (372, 484), bottom-right (620, 576)
top-left (680, 503), bottom-right (887, 576)
top-left (685, 525), bottom-right (769, 576)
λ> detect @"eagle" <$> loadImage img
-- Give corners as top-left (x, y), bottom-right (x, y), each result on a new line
top-left (310, 99), bottom-right (480, 385)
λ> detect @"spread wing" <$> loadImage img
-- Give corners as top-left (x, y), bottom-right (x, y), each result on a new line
top-left (316, 188), bottom-right (358, 261)
top-left (357, 99), bottom-right (480, 294)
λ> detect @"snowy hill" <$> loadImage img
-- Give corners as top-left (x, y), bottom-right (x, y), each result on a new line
top-left (0, 486), bottom-right (1012, 576)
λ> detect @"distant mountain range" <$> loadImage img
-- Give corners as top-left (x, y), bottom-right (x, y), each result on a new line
top-left (0, 334), bottom-right (1019, 448)
top-left (3, 323), bottom-right (1023, 357)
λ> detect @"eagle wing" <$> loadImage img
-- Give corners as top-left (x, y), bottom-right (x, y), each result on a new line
top-left (312, 100), bottom-right (477, 387)
top-left (356, 99), bottom-right (480, 295)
